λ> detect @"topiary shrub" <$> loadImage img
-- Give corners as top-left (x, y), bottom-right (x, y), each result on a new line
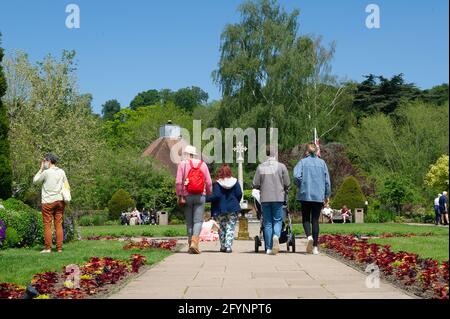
top-left (108, 189), bottom-right (135, 220)
top-left (331, 176), bottom-right (366, 214)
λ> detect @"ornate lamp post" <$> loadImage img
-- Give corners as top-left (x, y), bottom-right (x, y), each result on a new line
top-left (233, 141), bottom-right (250, 240)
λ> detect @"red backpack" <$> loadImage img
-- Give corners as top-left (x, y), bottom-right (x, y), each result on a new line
top-left (186, 160), bottom-right (205, 194)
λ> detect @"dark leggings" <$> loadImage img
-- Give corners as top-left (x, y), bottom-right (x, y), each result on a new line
top-left (301, 201), bottom-right (323, 246)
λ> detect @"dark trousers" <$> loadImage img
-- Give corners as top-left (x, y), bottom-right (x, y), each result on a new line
top-left (434, 205), bottom-right (441, 225)
top-left (300, 201), bottom-right (323, 246)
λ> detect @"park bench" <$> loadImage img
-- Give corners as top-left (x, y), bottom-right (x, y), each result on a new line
top-left (320, 209), bottom-right (352, 223)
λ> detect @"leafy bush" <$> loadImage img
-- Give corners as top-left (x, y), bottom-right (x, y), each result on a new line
top-left (4, 227), bottom-right (20, 248)
top-left (78, 211), bottom-right (109, 226)
top-left (108, 189), bottom-right (135, 220)
top-left (331, 176), bottom-right (366, 213)
top-left (0, 198), bottom-right (76, 247)
top-left (141, 230), bottom-right (154, 237)
top-left (0, 218), bottom-right (6, 247)
top-left (105, 220), bottom-right (119, 226)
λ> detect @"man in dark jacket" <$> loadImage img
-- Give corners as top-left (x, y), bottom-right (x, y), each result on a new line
top-left (207, 164), bottom-right (243, 253)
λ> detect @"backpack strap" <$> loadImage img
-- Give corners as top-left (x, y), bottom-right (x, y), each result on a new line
top-left (189, 160), bottom-right (203, 169)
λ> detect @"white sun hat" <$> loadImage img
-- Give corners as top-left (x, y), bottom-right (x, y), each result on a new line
top-left (183, 145), bottom-right (198, 156)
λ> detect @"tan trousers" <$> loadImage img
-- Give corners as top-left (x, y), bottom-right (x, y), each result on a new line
top-left (41, 201), bottom-right (65, 250)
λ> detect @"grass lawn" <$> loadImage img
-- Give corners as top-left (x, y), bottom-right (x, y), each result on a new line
top-left (293, 223), bottom-right (449, 237)
top-left (0, 240), bottom-right (172, 285)
top-left (292, 223), bottom-right (449, 262)
top-left (369, 235), bottom-right (449, 262)
top-left (79, 224), bottom-right (187, 238)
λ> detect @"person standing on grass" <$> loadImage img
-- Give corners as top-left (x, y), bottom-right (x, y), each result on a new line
top-left (434, 194), bottom-right (442, 225)
top-left (33, 153), bottom-right (69, 254)
top-left (176, 145), bottom-right (212, 254)
top-left (206, 164), bottom-right (242, 253)
top-left (293, 143), bottom-right (331, 255)
top-left (439, 191), bottom-right (448, 226)
top-left (252, 145), bottom-right (290, 255)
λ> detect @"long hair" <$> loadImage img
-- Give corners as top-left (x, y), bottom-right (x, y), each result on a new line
top-left (215, 164), bottom-right (233, 180)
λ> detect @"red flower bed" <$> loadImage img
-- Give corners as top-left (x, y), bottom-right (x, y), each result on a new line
top-left (123, 238), bottom-right (177, 251)
top-left (0, 254), bottom-right (147, 299)
top-left (319, 234), bottom-right (449, 299)
top-left (0, 283), bottom-right (26, 299)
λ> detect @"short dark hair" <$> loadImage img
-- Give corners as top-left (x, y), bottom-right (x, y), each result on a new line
top-left (44, 153), bottom-right (59, 164)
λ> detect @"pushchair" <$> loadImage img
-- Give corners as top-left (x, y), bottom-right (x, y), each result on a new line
top-left (252, 189), bottom-right (296, 253)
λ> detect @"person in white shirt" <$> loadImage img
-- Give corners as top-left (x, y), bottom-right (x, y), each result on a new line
top-left (33, 153), bottom-right (69, 254)
top-left (322, 204), bottom-right (334, 224)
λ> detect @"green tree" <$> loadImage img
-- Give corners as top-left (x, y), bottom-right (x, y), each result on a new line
top-left (130, 89), bottom-right (160, 110)
top-left (352, 73), bottom-right (421, 120)
top-left (3, 50), bottom-right (106, 208)
top-left (173, 86), bottom-right (208, 112)
top-left (420, 84), bottom-right (449, 106)
top-left (379, 174), bottom-right (416, 214)
top-left (212, 0), bottom-right (353, 150)
top-left (425, 155), bottom-right (449, 193)
top-left (0, 34), bottom-right (12, 199)
top-left (331, 176), bottom-right (366, 213)
top-left (107, 189), bottom-right (135, 220)
top-left (101, 99), bottom-right (121, 121)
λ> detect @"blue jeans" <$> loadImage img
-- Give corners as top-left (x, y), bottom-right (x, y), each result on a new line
top-left (261, 202), bottom-right (283, 250)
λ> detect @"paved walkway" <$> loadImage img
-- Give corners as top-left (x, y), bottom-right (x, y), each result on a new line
top-left (110, 237), bottom-right (414, 299)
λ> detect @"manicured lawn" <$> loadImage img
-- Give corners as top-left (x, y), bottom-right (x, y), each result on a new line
top-left (79, 224), bottom-right (187, 238)
top-left (292, 223), bottom-right (449, 261)
top-left (369, 235), bottom-right (449, 262)
top-left (293, 223), bottom-right (449, 237)
top-left (0, 240), bottom-right (172, 285)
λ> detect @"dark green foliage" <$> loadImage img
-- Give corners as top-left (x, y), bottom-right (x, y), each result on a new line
top-left (78, 211), bottom-right (109, 226)
top-left (0, 35), bottom-right (12, 199)
top-left (331, 176), bottom-right (366, 212)
top-left (352, 73), bottom-right (421, 119)
top-left (379, 174), bottom-right (417, 214)
top-left (107, 189), bottom-right (135, 220)
top-left (420, 84), bottom-right (449, 106)
top-left (4, 227), bottom-right (20, 248)
top-left (173, 86), bottom-right (208, 112)
top-left (130, 89), bottom-right (160, 109)
top-left (101, 99), bottom-right (121, 121)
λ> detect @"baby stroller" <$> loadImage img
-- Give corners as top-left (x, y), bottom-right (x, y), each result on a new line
top-left (252, 189), bottom-right (296, 253)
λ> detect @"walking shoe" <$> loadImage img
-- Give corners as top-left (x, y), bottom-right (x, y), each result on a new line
top-left (40, 249), bottom-right (51, 254)
top-left (188, 236), bottom-right (201, 254)
top-left (220, 247), bottom-right (227, 253)
top-left (266, 249), bottom-right (273, 255)
top-left (272, 235), bottom-right (280, 254)
top-left (226, 248), bottom-right (232, 253)
top-left (312, 246), bottom-right (319, 255)
top-left (306, 236), bottom-right (314, 254)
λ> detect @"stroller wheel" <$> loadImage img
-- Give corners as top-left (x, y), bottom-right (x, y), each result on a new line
top-left (254, 236), bottom-right (260, 253)
top-left (290, 233), bottom-right (296, 253)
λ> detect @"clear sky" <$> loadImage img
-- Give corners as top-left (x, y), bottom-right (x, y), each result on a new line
top-left (1, 0), bottom-right (448, 114)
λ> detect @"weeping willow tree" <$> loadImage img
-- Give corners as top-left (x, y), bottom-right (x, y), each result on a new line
top-left (212, 0), bottom-right (353, 150)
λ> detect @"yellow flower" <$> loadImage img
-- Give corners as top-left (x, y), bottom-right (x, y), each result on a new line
top-left (64, 280), bottom-right (74, 288)
top-left (35, 294), bottom-right (51, 299)
top-left (81, 274), bottom-right (92, 280)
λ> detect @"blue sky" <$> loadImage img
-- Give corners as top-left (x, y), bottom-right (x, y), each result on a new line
top-left (1, 0), bottom-right (448, 114)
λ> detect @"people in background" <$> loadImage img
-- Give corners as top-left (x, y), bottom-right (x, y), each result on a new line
top-left (252, 145), bottom-right (290, 255)
top-left (206, 164), bottom-right (242, 253)
top-left (434, 194), bottom-right (442, 225)
top-left (293, 143), bottom-right (331, 255)
top-left (33, 153), bottom-right (69, 254)
top-left (176, 145), bottom-right (212, 254)
top-left (322, 203), bottom-right (334, 224)
top-left (439, 192), bottom-right (448, 226)
top-left (341, 205), bottom-right (350, 224)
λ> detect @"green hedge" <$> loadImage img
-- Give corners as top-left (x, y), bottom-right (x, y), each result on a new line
top-left (0, 198), bottom-right (77, 248)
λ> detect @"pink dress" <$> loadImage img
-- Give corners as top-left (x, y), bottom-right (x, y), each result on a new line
top-left (199, 220), bottom-right (219, 242)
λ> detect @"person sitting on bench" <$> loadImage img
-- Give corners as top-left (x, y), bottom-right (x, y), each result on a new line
top-left (341, 205), bottom-right (350, 224)
top-left (322, 204), bottom-right (334, 224)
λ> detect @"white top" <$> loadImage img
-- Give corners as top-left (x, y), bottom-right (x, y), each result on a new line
top-left (33, 166), bottom-right (68, 204)
top-left (323, 207), bottom-right (333, 216)
top-left (434, 197), bottom-right (440, 206)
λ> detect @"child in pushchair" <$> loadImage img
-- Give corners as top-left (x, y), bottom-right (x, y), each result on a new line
top-left (252, 189), bottom-right (296, 253)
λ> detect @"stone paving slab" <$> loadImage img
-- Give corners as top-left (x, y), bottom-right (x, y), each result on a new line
top-left (110, 238), bottom-right (415, 299)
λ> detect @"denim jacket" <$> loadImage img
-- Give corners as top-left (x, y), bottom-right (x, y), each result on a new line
top-left (293, 155), bottom-right (331, 202)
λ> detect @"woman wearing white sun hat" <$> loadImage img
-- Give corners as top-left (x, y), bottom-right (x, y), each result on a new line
top-left (176, 145), bottom-right (212, 254)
